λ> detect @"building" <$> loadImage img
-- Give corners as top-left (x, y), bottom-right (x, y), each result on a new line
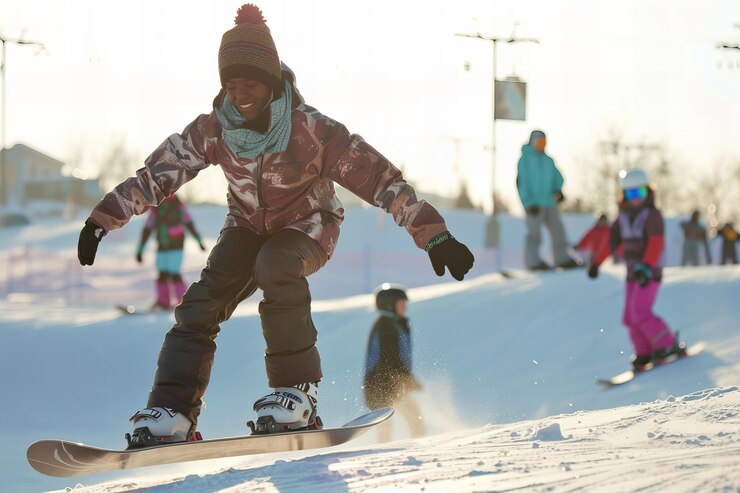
top-left (0, 143), bottom-right (100, 208)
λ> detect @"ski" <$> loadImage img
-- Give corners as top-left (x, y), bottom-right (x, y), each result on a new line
top-left (27, 407), bottom-right (393, 478)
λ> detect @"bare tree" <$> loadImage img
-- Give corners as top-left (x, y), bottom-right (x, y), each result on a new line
top-left (97, 136), bottom-right (141, 192)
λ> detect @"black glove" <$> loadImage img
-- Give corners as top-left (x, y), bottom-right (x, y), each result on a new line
top-left (199, 241), bottom-right (207, 251)
top-left (634, 263), bottom-right (652, 287)
top-left (426, 232), bottom-right (474, 281)
top-left (555, 191), bottom-right (565, 203)
top-left (527, 206), bottom-right (540, 216)
top-left (135, 251), bottom-right (143, 264)
top-left (587, 263), bottom-right (599, 279)
top-left (78, 219), bottom-right (107, 266)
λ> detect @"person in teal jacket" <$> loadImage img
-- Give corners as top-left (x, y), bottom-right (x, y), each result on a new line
top-left (517, 130), bottom-right (579, 270)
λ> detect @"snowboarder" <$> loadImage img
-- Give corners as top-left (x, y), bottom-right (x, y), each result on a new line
top-left (516, 130), bottom-right (579, 271)
top-left (587, 168), bottom-right (685, 371)
top-left (136, 194), bottom-right (206, 310)
top-left (575, 214), bottom-right (611, 266)
top-left (680, 210), bottom-right (711, 266)
top-left (364, 284), bottom-right (425, 441)
top-left (716, 222), bottom-right (739, 265)
top-left (76, 4), bottom-right (474, 447)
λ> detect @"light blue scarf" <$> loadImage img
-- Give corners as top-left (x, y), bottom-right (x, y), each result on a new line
top-left (216, 79), bottom-right (293, 159)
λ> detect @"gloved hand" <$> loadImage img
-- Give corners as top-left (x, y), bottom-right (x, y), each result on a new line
top-left (198, 241), bottom-right (207, 251)
top-left (78, 219), bottom-right (107, 266)
top-left (587, 263), bottom-right (599, 279)
top-left (135, 249), bottom-right (143, 264)
top-left (527, 206), bottom-right (540, 216)
top-left (634, 262), bottom-right (652, 287)
top-left (426, 231), bottom-right (474, 281)
top-left (555, 191), bottom-right (565, 203)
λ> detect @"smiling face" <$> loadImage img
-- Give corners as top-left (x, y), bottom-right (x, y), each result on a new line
top-left (225, 78), bottom-right (273, 120)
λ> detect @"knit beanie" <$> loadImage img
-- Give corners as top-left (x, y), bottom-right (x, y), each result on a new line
top-left (218, 4), bottom-right (282, 93)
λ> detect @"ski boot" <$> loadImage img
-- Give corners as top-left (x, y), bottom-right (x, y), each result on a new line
top-left (125, 407), bottom-right (200, 449)
top-left (248, 382), bottom-right (322, 435)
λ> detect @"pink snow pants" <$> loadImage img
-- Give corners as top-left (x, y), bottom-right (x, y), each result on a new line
top-left (622, 280), bottom-right (675, 356)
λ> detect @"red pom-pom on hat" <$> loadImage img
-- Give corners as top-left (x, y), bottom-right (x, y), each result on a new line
top-left (235, 4), bottom-right (266, 25)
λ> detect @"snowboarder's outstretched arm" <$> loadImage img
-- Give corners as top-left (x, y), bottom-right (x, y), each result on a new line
top-left (78, 115), bottom-right (215, 266)
top-left (324, 129), bottom-right (474, 281)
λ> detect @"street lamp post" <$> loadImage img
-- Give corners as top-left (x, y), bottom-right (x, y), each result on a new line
top-left (455, 31), bottom-right (538, 272)
top-left (0, 34), bottom-right (46, 206)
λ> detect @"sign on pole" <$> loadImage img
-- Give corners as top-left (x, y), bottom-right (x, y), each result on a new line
top-left (494, 78), bottom-right (527, 121)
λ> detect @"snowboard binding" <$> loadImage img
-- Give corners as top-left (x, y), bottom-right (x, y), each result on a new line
top-left (125, 426), bottom-right (202, 450)
top-left (247, 415), bottom-right (323, 435)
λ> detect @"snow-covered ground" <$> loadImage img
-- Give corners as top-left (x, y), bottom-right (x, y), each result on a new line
top-left (0, 206), bottom-right (738, 492)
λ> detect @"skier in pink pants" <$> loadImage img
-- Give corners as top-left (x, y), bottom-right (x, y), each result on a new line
top-left (587, 168), bottom-right (685, 371)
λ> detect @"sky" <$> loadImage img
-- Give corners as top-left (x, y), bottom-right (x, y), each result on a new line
top-left (1, 0), bottom-right (739, 211)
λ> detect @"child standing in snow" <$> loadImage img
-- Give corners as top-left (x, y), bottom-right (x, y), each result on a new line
top-left (136, 194), bottom-right (206, 310)
top-left (587, 168), bottom-right (685, 371)
top-left (364, 284), bottom-right (425, 441)
top-left (77, 4), bottom-right (474, 446)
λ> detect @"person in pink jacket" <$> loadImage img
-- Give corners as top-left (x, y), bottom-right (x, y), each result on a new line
top-left (76, 4), bottom-right (474, 447)
top-left (587, 169), bottom-right (685, 371)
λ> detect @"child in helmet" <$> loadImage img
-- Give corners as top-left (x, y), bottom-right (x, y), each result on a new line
top-left (136, 194), bottom-right (206, 310)
top-left (364, 284), bottom-right (425, 441)
top-left (587, 168), bottom-right (685, 371)
top-left (76, 4), bottom-right (474, 446)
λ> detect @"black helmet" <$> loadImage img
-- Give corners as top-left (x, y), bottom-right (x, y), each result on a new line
top-left (375, 283), bottom-right (408, 313)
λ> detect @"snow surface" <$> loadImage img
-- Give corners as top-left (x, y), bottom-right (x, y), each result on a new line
top-left (0, 206), bottom-right (738, 492)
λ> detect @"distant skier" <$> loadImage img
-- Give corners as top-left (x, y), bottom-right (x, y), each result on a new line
top-left (76, 4), bottom-right (474, 447)
top-left (716, 222), bottom-right (739, 265)
top-left (680, 210), bottom-right (711, 266)
top-left (136, 194), bottom-right (206, 310)
top-left (516, 130), bottom-right (580, 271)
top-left (575, 214), bottom-right (611, 266)
top-left (364, 284), bottom-right (425, 442)
top-left (587, 168), bottom-right (686, 371)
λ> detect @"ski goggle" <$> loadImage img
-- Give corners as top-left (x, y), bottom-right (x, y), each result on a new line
top-left (623, 186), bottom-right (648, 201)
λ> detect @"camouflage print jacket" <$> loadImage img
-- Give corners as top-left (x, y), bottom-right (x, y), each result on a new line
top-left (89, 69), bottom-right (448, 258)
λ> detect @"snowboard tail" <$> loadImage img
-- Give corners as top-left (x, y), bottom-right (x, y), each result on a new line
top-left (27, 407), bottom-right (393, 478)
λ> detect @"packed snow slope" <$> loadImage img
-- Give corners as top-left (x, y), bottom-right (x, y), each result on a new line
top-left (0, 206), bottom-right (738, 492)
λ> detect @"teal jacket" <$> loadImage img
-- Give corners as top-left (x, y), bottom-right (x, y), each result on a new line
top-left (516, 144), bottom-right (564, 209)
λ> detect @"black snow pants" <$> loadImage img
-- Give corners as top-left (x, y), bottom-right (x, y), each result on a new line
top-left (146, 227), bottom-right (328, 424)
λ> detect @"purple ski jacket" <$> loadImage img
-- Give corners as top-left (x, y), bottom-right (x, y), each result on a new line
top-left (89, 68), bottom-right (447, 258)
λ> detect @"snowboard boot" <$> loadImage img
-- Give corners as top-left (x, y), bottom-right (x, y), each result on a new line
top-left (556, 257), bottom-right (583, 270)
top-left (529, 261), bottom-right (552, 272)
top-left (631, 354), bottom-right (653, 372)
top-left (248, 382), bottom-right (321, 435)
top-left (652, 338), bottom-right (687, 365)
top-left (125, 407), bottom-right (197, 449)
